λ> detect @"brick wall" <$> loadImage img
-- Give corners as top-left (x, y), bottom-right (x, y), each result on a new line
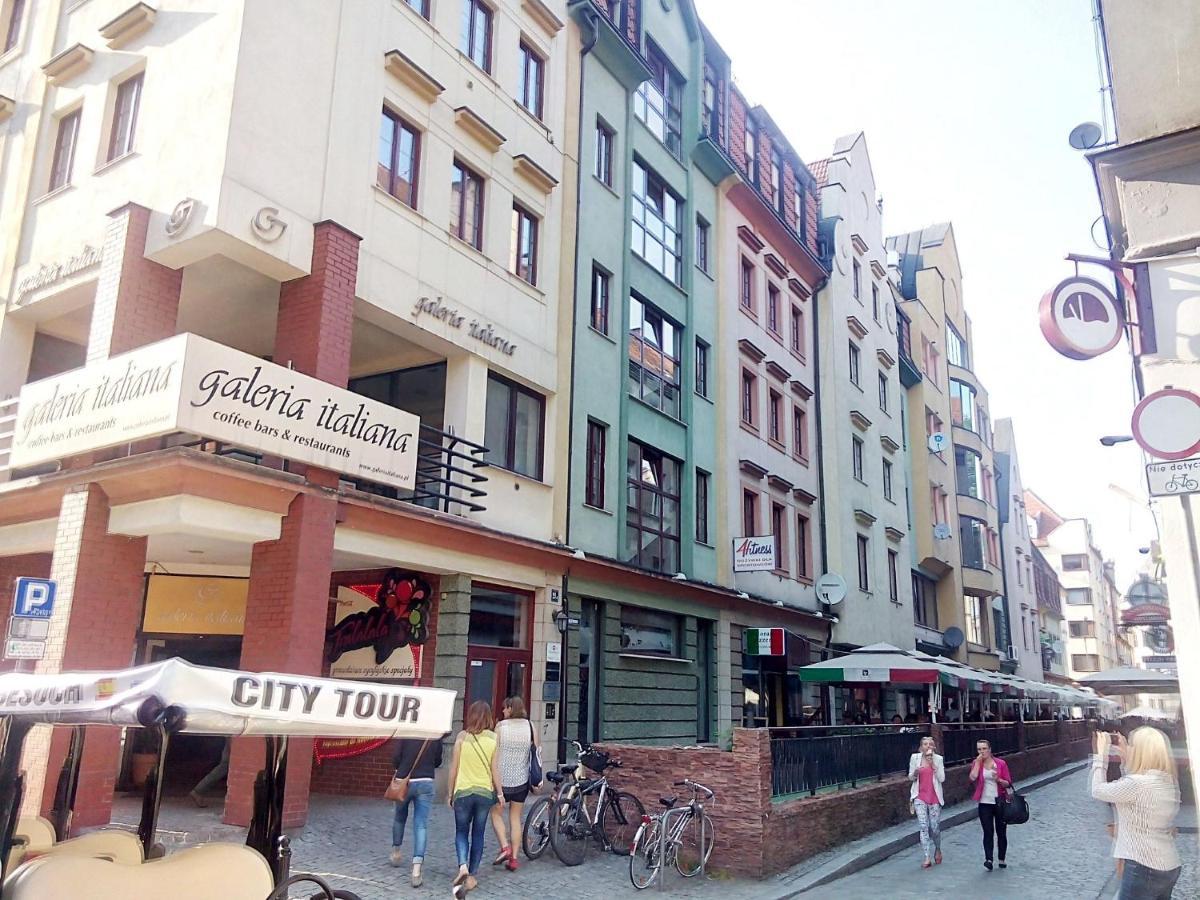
top-left (0, 554), bottom-right (52, 675)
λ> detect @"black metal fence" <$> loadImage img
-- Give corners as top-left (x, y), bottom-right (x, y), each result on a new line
top-left (1024, 720), bottom-right (1058, 749)
top-left (940, 724), bottom-right (1019, 764)
top-left (1062, 719), bottom-right (1092, 744)
top-left (769, 725), bottom-right (930, 797)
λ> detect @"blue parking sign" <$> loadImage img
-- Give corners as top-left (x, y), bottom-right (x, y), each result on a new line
top-left (13, 578), bottom-right (56, 619)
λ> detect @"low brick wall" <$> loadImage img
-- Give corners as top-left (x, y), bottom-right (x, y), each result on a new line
top-left (598, 729), bottom-right (1090, 878)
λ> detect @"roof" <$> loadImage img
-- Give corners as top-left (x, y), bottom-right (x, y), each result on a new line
top-left (808, 157), bottom-right (830, 186)
top-left (884, 223), bottom-right (955, 299)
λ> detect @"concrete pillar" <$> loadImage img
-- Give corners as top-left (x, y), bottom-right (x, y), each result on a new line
top-left (87, 204), bottom-right (183, 364)
top-left (716, 611), bottom-right (733, 742)
top-left (20, 485), bottom-right (147, 826)
top-left (434, 574), bottom-right (472, 732)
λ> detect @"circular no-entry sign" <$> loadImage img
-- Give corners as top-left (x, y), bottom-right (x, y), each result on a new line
top-left (1039, 275), bottom-right (1125, 360)
top-left (1131, 389), bottom-right (1200, 460)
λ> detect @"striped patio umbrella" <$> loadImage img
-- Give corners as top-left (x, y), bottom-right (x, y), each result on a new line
top-left (798, 643), bottom-right (959, 686)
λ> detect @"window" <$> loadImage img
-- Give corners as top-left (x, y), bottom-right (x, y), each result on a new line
top-left (518, 41), bottom-right (545, 119)
top-left (1062, 554), bottom-right (1087, 571)
top-left (852, 436), bottom-right (864, 481)
top-left (628, 295), bottom-right (682, 417)
top-left (696, 470), bottom-right (710, 544)
top-left (740, 369), bottom-right (757, 427)
top-left (484, 373), bottom-right (544, 478)
top-left (959, 515), bottom-right (987, 569)
top-left (635, 44), bottom-right (682, 156)
top-left (510, 203), bottom-right (539, 285)
top-left (3, 0), bottom-right (25, 52)
top-left (950, 379), bottom-right (977, 431)
top-left (585, 420), bottom-right (606, 508)
top-left (769, 148), bottom-right (783, 213)
top-left (872, 284), bottom-right (880, 322)
top-left (768, 389), bottom-right (783, 444)
top-left (701, 64), bottom-right (719, 139)
top-left (590, 265), bottom-right (610, 334)
top-left (450, 159), bottom-right (485, 248)
top-left (631, 161), bottom-right (682, 283)
top-left (887, 550), bottom-right (899, 602)
top-left (772, 503), bottom-right (787, 572)
top-left (947, 325), bottom-right (969, 369)
top-left (767, 284), bottom-right (781, 334)
top-left (696, 217), bottom-right (710, 274)
top-left (606, 0), bottom-right (625, 26)
top-left (913, 573), bottom-right (938, 628)
top-left (878, 372), bottom-right (889, 412)
top-left (922, 338), bottom-right (941, 389)
top-left (625, 442), bottom-right (681, 573)
top-left (964, 595), bottom-right (988, 646)
top-left (744, 126), bottom-right (757, 184)
top-left (883, 458), bottom-right (894, 501)
top-left (796, 514), bottom-right (810, 579)
top-left (462, 0), bottom-right (493, 72)
top-left (789, 307), bottom-right (805, 357)
top-left (925, 407), bottom-right (943, 439)
top-left (1066, 587), bottom-right (1093, 606)
top-left (620, 606), bottom-right (680, 657)
top-left (695, 340), bottom-right (710, 399)
top-left (931, 485), bottom-right (949, 527)
top-left (982, 469), bottom-right (994, 505)
top-left (1072, 653), bottom-right (1101, 673)
top-left (849, 342), bottom-right (861, 386)
top-left (857, 535), bottom-right (870, 591)
top-left (1069, 620), bottom-right (1096, 639)
top-left (405, 0), bottom-right (430, 18)
top-left (377, 109), bottom-right (420, 207)
top-left (792, 406), bottom-right (808, 459)
top-left (469, 586), bottom-right (529, 647)
top-left (852, 259), bottom-right (861, 300)
top-left (955, 446), bottom-right (983, 499)
top-left (108, 72), bottom-right (144, 162)
top-left (1016, 561), bottom-right (1023, 587)
top-left (48, 110), bottom-right (81, 192)
top-left (742, 490), bottom-right (757, 537)
top-left (740, 258), bottom-right (754, 312)
top-left (595, 119), bottom-right (614, 186)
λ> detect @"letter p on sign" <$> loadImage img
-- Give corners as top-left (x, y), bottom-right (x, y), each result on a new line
top-left (13, 578), bottom-right (56, 619)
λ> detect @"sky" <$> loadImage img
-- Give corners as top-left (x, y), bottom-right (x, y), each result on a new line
top-left (693, 0), bottom-right (1158, 585)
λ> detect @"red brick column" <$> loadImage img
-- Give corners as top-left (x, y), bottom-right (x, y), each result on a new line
top-left (224, 220), bottom-right (358, 828)
top-left (87, 203), bottom-right (183, 364)
top-left (19, 485), bottom-right (147, 827)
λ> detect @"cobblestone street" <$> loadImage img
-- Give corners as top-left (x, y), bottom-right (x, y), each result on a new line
top-left (109, 768), bottom-right (1198, 899)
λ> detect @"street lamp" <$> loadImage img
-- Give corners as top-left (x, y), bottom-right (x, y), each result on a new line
top-left (1099, 435), bottom-right (1134, 446)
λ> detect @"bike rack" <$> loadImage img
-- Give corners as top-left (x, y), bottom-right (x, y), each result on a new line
top-left (656, 805), bottom-right (693, 893)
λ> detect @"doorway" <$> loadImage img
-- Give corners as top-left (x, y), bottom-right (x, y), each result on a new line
top-left (466, 585), bottom-right (533, 717)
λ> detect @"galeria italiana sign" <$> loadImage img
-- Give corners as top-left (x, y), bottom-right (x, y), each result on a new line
top-left (9, 333), bottom-right (420, 489)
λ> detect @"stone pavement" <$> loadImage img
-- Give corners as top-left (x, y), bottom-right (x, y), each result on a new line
top-left (105, 767), bottom-right (1199, 899)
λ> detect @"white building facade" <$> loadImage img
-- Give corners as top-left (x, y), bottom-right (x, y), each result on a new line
top-left (993, 419), bottom-right (1042, 680)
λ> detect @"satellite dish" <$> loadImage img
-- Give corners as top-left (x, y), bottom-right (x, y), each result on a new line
top-left (815, 573), bottom-right (847, 606)
top-left (928, 433), bottom-right (947, 453)
top-left (991, 596), bottom-right (1006, 612)
top-left (933, 523), bottom-right (953, 541)
top-left (943, 626), bottom-right (965, 649)
top-left (1068, 122), bottom-right (1103, 150)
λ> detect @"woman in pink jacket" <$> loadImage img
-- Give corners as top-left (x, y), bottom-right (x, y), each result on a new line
top-left (968, 739), bottom-right (1013, 871)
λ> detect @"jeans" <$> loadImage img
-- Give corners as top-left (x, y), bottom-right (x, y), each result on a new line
top-left (1120, 860), bottom-right (1181, 900)
top-left (192, 740), bottom-right (231, 795)
top-left (978, 803), bottom-right (1007, 862)
top-left (392, 780), bottom-right (434, 863)
top-left (454, 793), bottom-right (494, 874)
top-left (914, 800), bottom-right (942, 859)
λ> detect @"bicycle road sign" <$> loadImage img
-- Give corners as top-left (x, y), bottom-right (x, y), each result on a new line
top-left (1146, 456), bottom-right (1200, 497)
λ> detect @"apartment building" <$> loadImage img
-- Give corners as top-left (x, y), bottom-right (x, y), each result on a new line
top-left (993, 418), bottom-right (1042, 680)
top-left (1032, 544), bottom-right (1068, 681)
top-left (814, 134), bottom-right (914, 651)
top-left (887, 224), bottom-right (1004, 669)
top-left (0, 0), bottom-right (576, 826)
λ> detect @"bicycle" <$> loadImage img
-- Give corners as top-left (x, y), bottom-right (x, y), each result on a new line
top-left (521, 763), bottom-right (577, 860)
top-left (629, 779), bottom-right (715, 890)
top-left (1165, 473), bottom-right (1199, 493)
top-left (548, 741), bottom-right (645, 866)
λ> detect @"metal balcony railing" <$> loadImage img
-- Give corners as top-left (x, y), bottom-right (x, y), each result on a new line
top-left (0, 397), bottom-right (17, 478)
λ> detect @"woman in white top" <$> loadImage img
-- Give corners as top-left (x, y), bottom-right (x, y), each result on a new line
top-left (907, 736), bottom-right (946, 868)
top-left (1092, 727), bottom-right (1181, 899)
top-left (489, 696), bottom-right (541, 871)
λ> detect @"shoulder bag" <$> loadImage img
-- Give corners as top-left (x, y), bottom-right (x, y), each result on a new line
top-left (528, 720), bottom-right (544, 789)
top-left (1000, 788), bottom-right (1030, 825)
top-left (384, 740), bottom-right (429, 803)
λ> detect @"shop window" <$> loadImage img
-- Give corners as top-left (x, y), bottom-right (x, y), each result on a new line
top-left (468, 586), bottom-right (529, 648)
top-left (620, 606), bottom-right (681, 658)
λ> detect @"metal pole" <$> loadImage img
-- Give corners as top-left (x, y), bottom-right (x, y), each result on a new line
top-left (658, 807), bottom-right (669, 893)
top-left (699, 802), bottom-right (706, 880)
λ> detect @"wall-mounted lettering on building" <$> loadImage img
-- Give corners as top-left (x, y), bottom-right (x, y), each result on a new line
top-left (15, 245), bottom-right (103, 304)
top-left (411, 296), bottom-right (517, 356)
top-left (9, 333), bottom-right (420, 488)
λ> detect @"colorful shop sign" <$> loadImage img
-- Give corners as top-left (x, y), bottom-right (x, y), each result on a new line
top-left (325, 570), bottom-right (433, 681)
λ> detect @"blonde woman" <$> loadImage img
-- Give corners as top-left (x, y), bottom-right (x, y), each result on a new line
top-left (1092, 727), bottom-right (1181, 899)
top-left (908, 735), bottom-right (945, 868)
top-left (447, 701), bottom-right (505, 898)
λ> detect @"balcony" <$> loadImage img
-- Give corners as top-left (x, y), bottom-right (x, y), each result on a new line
top-left (897, 313), bottom-right (922, 388)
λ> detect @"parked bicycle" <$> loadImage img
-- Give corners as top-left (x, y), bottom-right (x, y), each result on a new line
top-left (547, 741), bottom-right (645, 866)
top-left (629, 779), bottom-right (715, 890)
top-left (521, 762), bottom-right (577, 860)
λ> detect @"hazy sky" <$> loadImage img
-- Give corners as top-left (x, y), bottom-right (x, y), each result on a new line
top-left (694, 0), bottom-right (1157, 584)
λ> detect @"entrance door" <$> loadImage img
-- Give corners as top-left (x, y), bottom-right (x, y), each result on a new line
top-left (466, 585), bottom-right (532, 716)
top-left (467, 649), bottom-right (530, 714)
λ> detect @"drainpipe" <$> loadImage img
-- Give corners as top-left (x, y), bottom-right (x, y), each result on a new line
top-left (810, 270), bottom-right (832, 654)
top-left (558, 0), bottom-right (599, 763)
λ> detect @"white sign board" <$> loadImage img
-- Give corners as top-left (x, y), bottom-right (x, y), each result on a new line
top-left (546, 641), bottom-right (562, 664)
top-left (5, 639), bottom-right (45, 660)
top-left (10, 334), bottom-right (420, 489)
top-left (732, 536), bottom-right (776, 572)
top-left (1132, 389), bottom-right (1200, 461)
top-left (1147, 457), bottom-right (1200, 497)
top-left (8, 618), bottom-right (49, 640)
top-left (843, 667), bottom-right (891, 683)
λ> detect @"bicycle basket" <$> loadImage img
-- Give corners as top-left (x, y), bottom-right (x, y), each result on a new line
top-left (579, 749), bottom-right (611, 773)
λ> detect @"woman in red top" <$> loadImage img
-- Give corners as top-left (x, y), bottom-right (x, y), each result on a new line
top-left (908, 736), bottom-right (946, 868)
top-left (969, 739), bottom-right (1013, 871)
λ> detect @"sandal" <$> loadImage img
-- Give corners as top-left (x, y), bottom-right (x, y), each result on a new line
top-left (506, 857), bottom-right (519, 872)
top-left (934, 851), bottom-right (943, 865)
top-left (493, 846), bottom-right (512, 866)
top-left (452, 872), bottom-right (468, 900)
top-left (921, 858), bottom-right (932, 869)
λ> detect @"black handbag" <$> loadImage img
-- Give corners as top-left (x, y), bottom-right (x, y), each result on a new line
top-left (527, 720), bottom-right (543, 788)
top-left (1000, 790), bottom-right (1030, 825)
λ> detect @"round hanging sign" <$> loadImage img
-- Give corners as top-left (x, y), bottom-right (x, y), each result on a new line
top-left (1038, 275), bottom-right (1125, 360)
top-left (1131, 388), bottom-right (1200, 460)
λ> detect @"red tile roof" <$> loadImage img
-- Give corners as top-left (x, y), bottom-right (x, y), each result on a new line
top-left (808, 157), bottom-right (830, 186)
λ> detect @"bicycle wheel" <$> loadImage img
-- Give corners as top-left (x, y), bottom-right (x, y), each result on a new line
top-left (673, 812), bottom-right (714, 877)
top-left (629, 821), bottom-right (661, 890)
top-left (599, 790), bottom-right (645, 855)
top-left (549, 792), bottom-right (589, 866)
top-left (522, 796), bottom-right (552, 859)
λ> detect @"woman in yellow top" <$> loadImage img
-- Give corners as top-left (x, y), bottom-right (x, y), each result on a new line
top-left (447, 700), bottom-right (505, 897)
